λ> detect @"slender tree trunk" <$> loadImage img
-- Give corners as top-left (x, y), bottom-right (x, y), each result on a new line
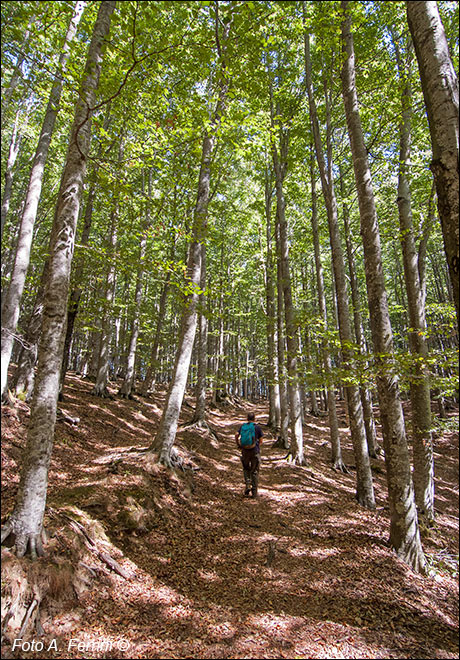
top-left (60, 109), bottom-right (112, 396)
top-left (275, 244), bottom-right (290, 450)
top-left (263, 170), bottom-right (281, 430)
top-left (406, 1), bottom-right (459, 322)
top-left (394, 42), bottom-right (434, 520)
top-left (119, 180), bottom-right (149, 398)
top-left (340, 169), bottom-right (379, 457)
top-left (1, 3), bottom-right (85, 398)
top-left (151, 7), bottom-right (232, 466)
top-left (192, 243), bottom-right (208, 424)
top-left (341, 0), bottom-right (425, 572)
top-left (305, 32), bottom-right (374, 506)
top-left (1, 15), bottom-right (33, 121)
top-left (92, 205), bottom-right (118, 397)
top-left (141, 270), bottom-right (172, 395)
top-left (1, 108), bottom-right (23, 239)
top-left (118, 231), bottom-right (147, 398)
top-left (1, 0), bottom-right (116, 557)
top-left (309, 152), bottom-right (344, 471)
top-left (270, 97), bottom-right (304, 463)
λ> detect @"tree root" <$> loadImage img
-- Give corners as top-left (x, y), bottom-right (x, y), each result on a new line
top-left (91, 387), bottom-right (113, 399)
top-left (56, 408), bottom-right (80, 425)
top-left (182, 418), bottom-right (220, 442)
top-left (167, 447), bottom-right (200, 473)
top-left (48, 509), bottom-right (131, 579)
top-left (1, 522), bottom-right (45, 559)
top-left (272, 436), bottom-right (290, 450)
top-left (18, 598), bottom-right (38, 639)
top-left (1, 389), bottom-right (16, 406)
top-left (332, 459), bottom-right (350, 474)
top-left (284, 451), bottom-right (308, 466)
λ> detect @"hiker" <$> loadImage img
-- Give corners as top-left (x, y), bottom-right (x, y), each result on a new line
top-left (235, 412), bottom-right (263, 498)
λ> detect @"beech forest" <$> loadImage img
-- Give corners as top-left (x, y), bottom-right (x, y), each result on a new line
top-left (1, 1), bottom-right (458, 658)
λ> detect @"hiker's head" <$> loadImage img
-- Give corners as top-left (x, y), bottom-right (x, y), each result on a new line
top-left (247, 412), bottom-right (255, 422)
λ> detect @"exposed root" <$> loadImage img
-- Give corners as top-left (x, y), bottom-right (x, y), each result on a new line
top-left (91, 387), bottom-right (113, 399)
top-left (1, 389), bottom-right (16, 407)
top-left (273, 436), bottom-right (290, 450)
top-left (182, 418), bottom-right (220, 442)
top-left (56, 408), bottom-right (80, 425)
top-left (168, 447), bottom-right (200, 473)
top-left (48, 509), bottom-right (131, 580)
top-left (18, 598), bottom-right (38, 638)
top-left (332, 459), bottom-right (350, 474)
top-left (284, 451), bottom-right (308, 466)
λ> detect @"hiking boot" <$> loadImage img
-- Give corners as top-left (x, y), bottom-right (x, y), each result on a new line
top-left (251, 488), bottom-right (258, 498)
top-left (244, 486), bottom-right (251, 497)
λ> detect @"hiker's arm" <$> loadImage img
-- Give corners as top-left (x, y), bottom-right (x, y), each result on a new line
top-left (235, 432), bottom-right (241, 448)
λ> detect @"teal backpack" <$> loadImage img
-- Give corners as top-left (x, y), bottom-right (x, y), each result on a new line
top-left (240, 422), bottom-right (256, 447)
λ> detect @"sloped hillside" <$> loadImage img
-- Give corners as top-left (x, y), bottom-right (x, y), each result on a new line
top-left (1, 373), bottom-right (458, 659)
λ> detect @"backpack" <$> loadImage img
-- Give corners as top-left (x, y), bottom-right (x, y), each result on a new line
top-left (240, 422), bottom-right (256, 447)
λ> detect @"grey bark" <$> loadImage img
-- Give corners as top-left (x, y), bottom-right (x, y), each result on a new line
top-left (263, 170), bottom-right (281, 430)
top-left (92, 204), bottom-right (118, 397)
top-left (60, 109), bottom-right (112, 395)
top-left (272, 134), bottom-right (305, 464)
top-left (275, 234), bottom-right (290, 450)
top-left (340, 170), bottom-right (379, 458)
top-left (118, 178), bottom-right (149, 398)
top-left (341, 1), bottom-right (425, 572)
top-left (151, 6), bottom-right (232, 466)
top-left (305, 31), bottom-right (374, 506)
top-left (192, 243), bottom-right (208, 423)
top-left (118, 230), bottom-right (147, 398)
top-left (1, 3), bottom-right (85, 398)
top-left (394, 41), bottom-right (434, 521)
top-left (309, 152), bottom-right (343, 471)
top-left (1, 108), bottom-right (23, 239)
top-left (1, 0), bottom-right (116, 557)
top-left (406, 1), bottom-right (459, 322)
top-left (141, 231), bottom-right (176, 395)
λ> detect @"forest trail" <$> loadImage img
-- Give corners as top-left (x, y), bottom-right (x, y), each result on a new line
top-left (1, 373), bottom-right (459, 659)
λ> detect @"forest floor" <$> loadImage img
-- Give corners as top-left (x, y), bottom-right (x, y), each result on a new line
top-left (1, 373), bottom-right (459, 659)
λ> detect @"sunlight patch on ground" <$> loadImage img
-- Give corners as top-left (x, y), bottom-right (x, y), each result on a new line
top-left (197, 568), bottom-right (222, 583)
top-left (306, 547), bottom-right (341, 559)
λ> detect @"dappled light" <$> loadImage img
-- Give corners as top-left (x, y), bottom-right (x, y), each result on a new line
top-left (2, 373), bottom-right (458, 658)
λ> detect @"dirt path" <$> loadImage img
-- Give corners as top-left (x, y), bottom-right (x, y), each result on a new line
top-left (1, 375), bottom-right (458, 659)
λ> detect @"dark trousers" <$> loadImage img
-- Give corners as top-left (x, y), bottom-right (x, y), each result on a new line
top-left (241, 448), bottom-right (260, 493)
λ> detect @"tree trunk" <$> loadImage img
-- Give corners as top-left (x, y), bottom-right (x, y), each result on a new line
top-left (263, 170), bottom-right (281, 430)
top-left (341, 0), bottom-right (425, 572)
top-left (270, 90), bottom-right (304, 463)
top-left (119, 191), bottom-right (149, 398)
top-left (394, 41), bottom-right (434, 521)
top-left (309, 151), bottom-right (344, 471)
top-left (192, 243), bottom-right (208, 424)
top-left (274, 186), bottom-right (304, 463)
top-left (1, 14), bottom-right (33, 121)
top-left (118, 232), bottom-right (146, 398)
top-left (340, 169), bottom-right (379, 458)
top-left (275, 244), bottom-right (290, 450)
top-left (92, 204), bottom-right (118, 397)
top-left (1, 0), bottom-right (116, 558)
top-left (1, 3), bottom-right (85, 399)
top-left (60, 109), bottom-right (112, 396)
top-left (1, 108), bottom-right (24, 239)
top-left (406, 1), bottom-right (459, 322)
top-left (305, 31), bottom-right (374, 506)
top-left (151, 6), bottom-right (232, 466)
top-left (141, 269), bottom-right (172, 395)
